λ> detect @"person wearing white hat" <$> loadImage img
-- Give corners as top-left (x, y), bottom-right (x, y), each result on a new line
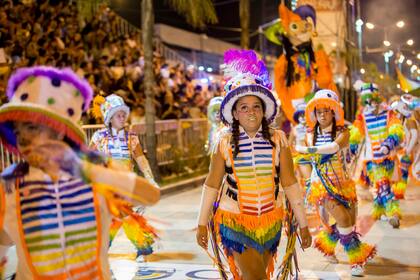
top-left (196, 49), bottom-right (311, 280)
top-left (350, 82), bottom-right (405, 228)
top-left (90, 94), bottom-right (159, 258)
top-left (0, 66), bottom-right (160, 279)
top-left (289, 101), bottom-right (312, 191)
top-left (205, 96), bottom-right (224, 154)
top-left (296, 89), bottom-right (376, 276)
top-left (390, 94), bottom-right (419, 196)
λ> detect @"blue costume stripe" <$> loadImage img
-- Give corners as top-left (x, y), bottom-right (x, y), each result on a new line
top-left (365, 113), bottom-right (387, 122)
top-left (24, 223), bottom-right (59, 234)
top-left (59, 187), bottom-right (92, 200)
top-left (22, 213), bottom-right (58, 224)
top-left (219, 224), bottom-right (282, 254)
top-left (62, 207), bottom-right (95, 217)
top-left (20, 194), bottom-right (56, 205)
top-left (61, 198), bottom-right (94, 209)
top-left (255, 154), bottom-right (271, 158)
top-left (367, 121), bottom-right (387, 130)
top-left (234, 156), bottom-right (253, 161)
top-left (21, 204), bottom-right (57, 215)
top-left (63, 215), bottom-right (96, 226)
top-left (234, 162), bottom-right (253, 167)
top-left (238, 143), bottom-right (251, 147)
top-left (255, 160), bottom-right (272, 165)
top-left (58, 180), bottom-right (87, 193)
top-left (254, 146), bottom-right (272, 150)
top-left (253, 141), bottom-right (268, 145)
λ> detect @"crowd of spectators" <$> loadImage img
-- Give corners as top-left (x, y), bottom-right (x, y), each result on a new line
top-left (0, 0), bottom-right (224, 124)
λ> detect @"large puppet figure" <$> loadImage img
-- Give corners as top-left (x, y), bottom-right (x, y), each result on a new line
top-left (274, 3), bottom-right (337, 124)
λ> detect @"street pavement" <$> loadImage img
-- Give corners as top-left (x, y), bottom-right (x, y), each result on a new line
top-left (3, 181), bottom-right (420, 279)
top-left (108, 181), bottom-right (420, 280)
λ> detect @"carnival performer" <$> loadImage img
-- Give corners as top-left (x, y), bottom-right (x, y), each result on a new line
top-left (390, 94), bottom-right (419, 197)
top-left (205, 96), bottom-right (225, 154)
top-left (196, 49), bottom-right (311, 280)
top-left (0, 66), bottom-right (160, 279)
top-left (289, 102), bottom-right (312, 189)
top-left (350, 83), bottom-right (404, 228)
top-left (295, 89), bottom-right (376, 276)
top-left (90, 94), bottom-right (159, 257)
top-left (273, 3), bottom-right (337, 124)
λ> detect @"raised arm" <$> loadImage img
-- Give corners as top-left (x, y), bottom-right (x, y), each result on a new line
top-left (82, 161), bottom-right (160, 206)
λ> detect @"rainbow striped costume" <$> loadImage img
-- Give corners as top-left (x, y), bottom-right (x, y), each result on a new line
top-left (302, 127), bottom-right (375, 266)
top-left (350, 109), bottom-right (404, 219)
top-left (211, 127), bottom-right (290, 279)
top-left (90, 128), bottom-right (138, 171)
top-left (0, 165), bottom-right (114, 279)
top-left (90, 128), bottom-right (156, 257)
top-left (306, 127), bottom-right (356, 207)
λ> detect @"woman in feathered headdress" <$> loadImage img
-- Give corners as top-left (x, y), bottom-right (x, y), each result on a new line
top-left (196, 49), bottom-right (311, 280)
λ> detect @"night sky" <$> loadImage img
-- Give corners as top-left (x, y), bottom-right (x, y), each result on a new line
top-left (360, 0), bottom-right (419, 77)
top-left (110, 0), bottom-right (419, 78)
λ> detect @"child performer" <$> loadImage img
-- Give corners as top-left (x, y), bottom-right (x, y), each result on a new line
top-left (350, 83), bottom-right (404, 228)
top-left (296, 89), bottom-right (376, 276)
top-left (196, 49), bottom-right (311, 280)
top-left (390, 94), bottom-right (418, 197)
top-left (0, 66), bottom-right (160, 279)
top-left (205, 96), bottom-right (225, 154)
top-left (90, 93), bottom-right (159, 257)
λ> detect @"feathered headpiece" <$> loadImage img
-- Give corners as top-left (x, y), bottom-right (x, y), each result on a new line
top-left (219, 49), bottom-right (278, 125)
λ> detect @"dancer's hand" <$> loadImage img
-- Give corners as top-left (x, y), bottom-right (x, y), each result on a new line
top-left (295, 145), bottom-right (308, 154)
top-left (299, 226), bottom-right (312, 249)
top-left (196, 225), bottom-right (208, 249)
top-left (379, 145), bottom-right (390, 155)
top-left (26, 140), bottom-right (81, 180)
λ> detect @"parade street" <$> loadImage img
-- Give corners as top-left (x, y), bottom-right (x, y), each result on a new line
top-left (107, 183), bottom-right (420, 280)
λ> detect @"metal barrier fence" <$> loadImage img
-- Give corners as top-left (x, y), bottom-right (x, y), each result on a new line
top-left (0, 119), bottom-right (209, 172)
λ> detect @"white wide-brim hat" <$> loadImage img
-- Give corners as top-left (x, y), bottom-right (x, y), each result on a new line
top-left (305, 89), bottom-right (344, 128)
top-left (220, 84), bottom-right (278, 126)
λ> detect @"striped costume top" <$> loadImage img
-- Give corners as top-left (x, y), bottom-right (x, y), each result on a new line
top-left (309, 127), bottom-right (347, 187)
top-left (363, 110), bottom-right (389, 161)
top-left (305, 126), bottom-right (356, 206)
top-left (90, 128), bottom-right (139, 171)
top-left (217, 127), bottom-right (287, 216)
top-left (350, 108), bottom-right (403, 162)
top-left (0, 166), bottom-right (125, 280)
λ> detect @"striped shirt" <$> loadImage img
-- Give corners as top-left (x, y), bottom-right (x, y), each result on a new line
top-left (228, 128), bottom-right (276, 216)
top-left (19, 177), bottom-right (99, 278)
top-left (90, 128), bottom-right (139, 171)
top-left (0, 166), bottom-right (113, 280)
top-left (364, 110), bottom-right (388, 160)
top-left (312, 130), bottom-right (345, 186)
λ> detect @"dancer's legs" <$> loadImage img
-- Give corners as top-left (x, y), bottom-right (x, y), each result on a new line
top-left (233, 248), bottom-right (270, 280)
